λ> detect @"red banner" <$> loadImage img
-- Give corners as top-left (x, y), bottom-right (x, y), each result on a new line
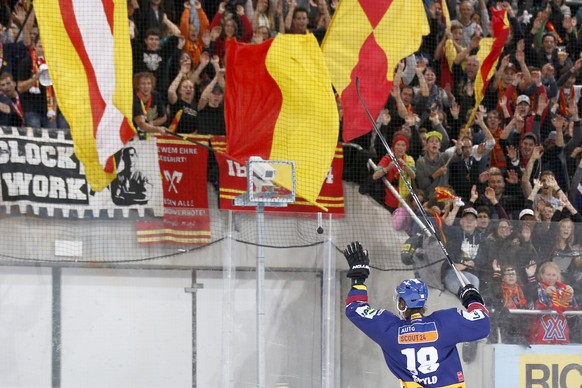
top-left (136, 135), bottom-right (211, 245)
top-left (212, 136), bottom-right (344, 214)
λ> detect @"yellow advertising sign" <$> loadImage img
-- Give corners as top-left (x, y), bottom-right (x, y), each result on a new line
top-left (520, 354), bottom-right (582, 387)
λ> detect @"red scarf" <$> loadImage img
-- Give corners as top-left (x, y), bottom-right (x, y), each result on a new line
top-left (540, 281), bottom-right (574, 314)
top-left (10, 94), bottom-right (24, 125)
top-left (490, 127), bottom-right (507, 168)
top-left (501, 282), bottom-right (527, 309)
top-left (30, 48), bottom-right (55, 115)
top-left (137, 92), bottom-right (153, 120)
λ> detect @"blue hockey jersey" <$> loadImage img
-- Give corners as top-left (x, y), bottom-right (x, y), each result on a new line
top-left (346, 284), bottom-right (490, 388)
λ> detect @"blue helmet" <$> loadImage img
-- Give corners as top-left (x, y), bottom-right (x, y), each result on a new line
top-left (396, 279), bottom-right (428, 309)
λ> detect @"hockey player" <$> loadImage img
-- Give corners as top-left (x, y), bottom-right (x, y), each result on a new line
top-left (344, 241), bottom-right (490, 388)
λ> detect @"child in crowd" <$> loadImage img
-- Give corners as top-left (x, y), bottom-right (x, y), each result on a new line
top-left (529, 261), bottom-right (579, 345)
top-left (490, 260), bottom-right (536, 344)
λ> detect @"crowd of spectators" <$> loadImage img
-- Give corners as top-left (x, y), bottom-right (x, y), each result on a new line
top-left (346, 0), bottom-right (582, 346)
top-left (0, 0), bottom-right (580, 346)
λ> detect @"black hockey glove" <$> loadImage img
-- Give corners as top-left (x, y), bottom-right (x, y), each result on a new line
top-left (343, 241), bottom-right (370, 283)
top-left (458, 284), bottom-right (484, 309)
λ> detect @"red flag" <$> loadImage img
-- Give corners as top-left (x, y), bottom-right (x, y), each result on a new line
top-left (224, 35), bottom-right (338, 207)
top-left (136, 135), bottom-right (210, 245)
top-left (322, 0), bottom-right (429, 142)
top-left (462, 7), bottom-right (510, 136)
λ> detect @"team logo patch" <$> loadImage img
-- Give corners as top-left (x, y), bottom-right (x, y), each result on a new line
top-left (459, 308), bottom-right (486, 321)
top-left (541, 315), bottom-right (567, 341)
top-left (397, 322), bottom-right (439, 344)
top-left (355, 305), bottom-right (378, 319)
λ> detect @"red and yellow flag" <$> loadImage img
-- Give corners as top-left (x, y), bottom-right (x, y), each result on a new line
top-left (439, 0), bottom-right (451, 28)
top-left (463, 7), bottom-right (510, 136)
top-left (35, 0), bottom-right (137, 191)
top-left (321, 0), bottom-right (429, 142)
top-left (225, 34), bottom-right (339, 208)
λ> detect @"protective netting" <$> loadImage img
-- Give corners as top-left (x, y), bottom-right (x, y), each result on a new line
top-left (1, 0), bottom-right (582, 387)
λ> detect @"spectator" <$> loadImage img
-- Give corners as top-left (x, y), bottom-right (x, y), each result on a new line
top-left (548, 218), bottom-right (581, 286)
top-left (452, 50), bottom-right (480, 119)
top-left (1, 6), bottom-right (37, 76)
top-left (167, 75), bottom-right (198, 134)
top-left (16, 36), bottom-right (68, 129)
top-left (555, 57), bottom-right (582, 112)
top-left (548, 102), bottom-right (582, 191)
top-left (252, 0), bottom-right (284, 36)
top-left (512, 214), bottom-right (540, 287)
top-left (0, 2), bottom-right (26, 46)
top-left (372, 133), bottom-right (416, 213)
top-left (475, 218), bottom-right (517, 298)
top-left (475, 205), bottom-right (491, 237)
top-left (452, 0), bottom-right (489, 47)
top-left (448, 135), bottom-right (481, 202)
top-left (209, 2), bottom-right (253, 63)
top-left (420, 0), bottom-right (445, 63)
top-left (434, 20), bottom-right (464, 89)
top-left (442, 206), bottom-right (484, 294)
top-left (197, 71), bottom-right (226, 135)
top-left (252, 25), bottom-right (272, 43)
top-left (134, 0), bottom-right (180, 38)
top-left (486, 109), bottom-right (508, 168)
top-left (526, 28), bottom-right (572, 78)
top-left (490, 261), bottom-right (537, 344)
top-left (501, 69), bottom-right (550, 139)
top-left (132, 72), bottom-right (167, 134)
top-left (0, 72), bottom-right (23, 127)
top-left (487, 49), bottom-right (531, 113)
top-left (449, 110), bottom-right (495, 201)
top-left (180, 1), bottom-right (210, 67)
top-left (172, 51), bottom-right (210, 90)
top-left (501, 116), bottom-right (538, 171)
top-left (528, 170), bottom-right (561, 210)
top-left (414, 65), bottom-right (454, 126)
top-left (133, 28), bottom-right (183, 101)
top-left (391, 189), bottom-right (426, 236)
top-left (285, 1), bottom-right (329, 41)
top-left (474, 167), bottom-right (519, 219)
top-left (415, 117), bottom-right (451, 194)
top-left (528, 261), bottom-right (579, 345)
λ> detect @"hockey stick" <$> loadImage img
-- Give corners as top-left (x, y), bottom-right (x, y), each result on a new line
top-left (355, 77), bottom-right (469, 287)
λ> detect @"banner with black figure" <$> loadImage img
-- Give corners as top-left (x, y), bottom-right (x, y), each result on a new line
top-left (0, 127), bottom-right (164, 217)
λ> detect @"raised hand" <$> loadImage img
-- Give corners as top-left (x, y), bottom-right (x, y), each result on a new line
top-left (343, 242), bottom-right (370, 282)
top-left (484, 187), bottom-right (497, 203)
top-left (450, 102), bottom-right (460, 119)
top-left (532, 145), bottom-right (544, 160)
top-left (506, 145), bottom-right (517, 162)
top-left (506, 169), bottom-right (519, 185)
top-left (525, 260), bottom-right (537, 277)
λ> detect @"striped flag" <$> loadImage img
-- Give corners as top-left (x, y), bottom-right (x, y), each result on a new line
top-left (462, 7), bottom-right (510, 137)
top-left (224, 34), bottom-right (339, 208)
top-left (34, 0), bottom-right (136, 191)
top-left (322, 0), bottom-right (429, 142)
